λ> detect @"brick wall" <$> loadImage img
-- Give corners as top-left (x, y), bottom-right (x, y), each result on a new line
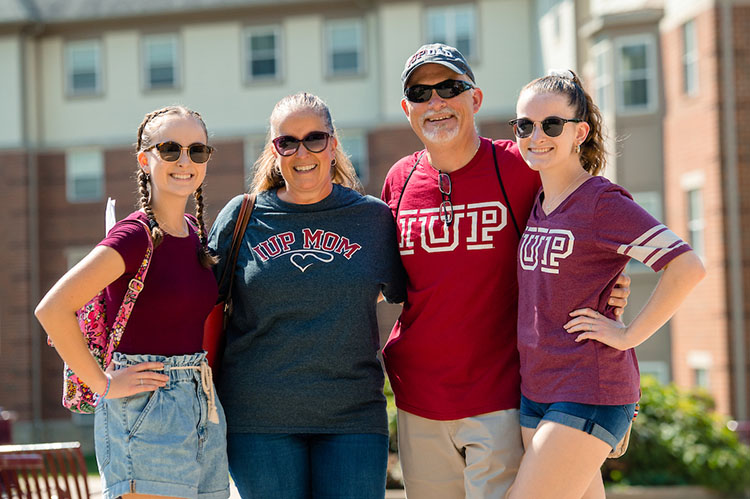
top-left (0, 153), bottom-right (33, 420)
top-left (731, 4), bottom-right (750, 418)
top-left (661, 7), bottom-right (733, 414)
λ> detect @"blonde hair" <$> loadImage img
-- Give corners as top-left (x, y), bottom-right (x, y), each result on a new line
top-left (135, 105), bottom-right (217, 268)
top-left (250, 92), bottom-right (363, 194)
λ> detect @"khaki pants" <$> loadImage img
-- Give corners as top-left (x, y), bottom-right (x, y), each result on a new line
top-left (397, 408), bottom-right (523, 499)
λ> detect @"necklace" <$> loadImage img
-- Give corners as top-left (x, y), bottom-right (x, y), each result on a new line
top-left (542, 170), bottom-right (589, 214)
top-left (156, 216), bottom-right (189, 237)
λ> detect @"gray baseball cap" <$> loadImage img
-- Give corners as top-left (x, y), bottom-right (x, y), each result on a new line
top-left (401, 43), bottom-right (476, 90)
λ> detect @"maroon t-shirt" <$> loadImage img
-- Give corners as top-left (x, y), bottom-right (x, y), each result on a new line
top-left (381, 138), bottom-right (541, 420)
top-left (517, 176), bottom-right (691, 405)
top-left (98, 211), bottom-right (218, 356)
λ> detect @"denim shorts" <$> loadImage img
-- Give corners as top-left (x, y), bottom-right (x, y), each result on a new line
top-left (519, 394), bottom-right (636, 449)
top-left (94, 352), bottom-right (229, 499)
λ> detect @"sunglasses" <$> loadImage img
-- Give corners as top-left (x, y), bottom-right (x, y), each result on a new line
top-left (144, 141), bottom-right (213, 163)
top-left (272, 131), bottom-right (331, 157)
top-left (404, 79), bottom-right (475, 103)
top-left (438, 171), bottom-right (454, 226)
top-left (508, 116), bottom-right (584, 139)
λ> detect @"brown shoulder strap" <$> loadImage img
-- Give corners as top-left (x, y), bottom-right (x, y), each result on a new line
top-left (217, 193), bottom-right (256, 299)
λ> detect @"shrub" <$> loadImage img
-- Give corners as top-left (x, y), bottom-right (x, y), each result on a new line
top-left (603, 376), bottom-right (750, 495)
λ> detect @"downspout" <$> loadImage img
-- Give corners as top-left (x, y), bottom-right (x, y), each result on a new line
top-left (19, 0), bottom-right (44, 434)
top-left (719, 0), bottom-right (747, 419)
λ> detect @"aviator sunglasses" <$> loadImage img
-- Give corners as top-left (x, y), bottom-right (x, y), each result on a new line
top-left (144, 141), bottom-right (214, 163)
top-left (404, 79), bottom-right (475, 103)
top-left (272, 131), bottom-right (331, 157)
top-left (508, 116), bottom-right (584, 139)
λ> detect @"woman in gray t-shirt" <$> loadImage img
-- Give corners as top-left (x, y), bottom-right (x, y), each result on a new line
top-left (208, 92), bottom-right (405, 499)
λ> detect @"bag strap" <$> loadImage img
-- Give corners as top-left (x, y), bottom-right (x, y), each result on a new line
top-left (395, 150), bottom-right (426, 219)
top-left (217, 193), bottom-right (256, 302)
top-left (104, 219), bottom-right (155, 364)
top-left (491, 143), bottom-right (522, 239)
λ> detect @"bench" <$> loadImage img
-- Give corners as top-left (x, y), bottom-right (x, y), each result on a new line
top-left (0, 442), bottom-right (90, 499)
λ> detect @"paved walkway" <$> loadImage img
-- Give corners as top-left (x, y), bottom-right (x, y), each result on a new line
top-left (86, 476), bottom-right (407, 498)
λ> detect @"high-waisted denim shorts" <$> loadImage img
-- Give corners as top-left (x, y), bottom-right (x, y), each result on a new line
top-left (94, 352), bottom-right (229, 499)
top-left (519, 394), bottom-right (636, 449)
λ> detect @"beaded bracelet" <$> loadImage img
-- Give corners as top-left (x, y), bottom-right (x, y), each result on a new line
top-left (100, 373), bottom-right (112, 400)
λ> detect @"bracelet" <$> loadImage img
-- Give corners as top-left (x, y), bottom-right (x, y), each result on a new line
top-left (100, 373), bottom-right (112, 400)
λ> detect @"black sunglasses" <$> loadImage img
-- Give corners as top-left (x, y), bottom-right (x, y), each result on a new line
top-left (404, 79), bottom-right (475, 103)
top-left (144, 141), bottom-right (213, 163)
top-left (508, 116), bottom-right (584, 139)
top-left (438, 171), bottom-right (454, 226)
top-left (272, 131), bottom-right (331, 157)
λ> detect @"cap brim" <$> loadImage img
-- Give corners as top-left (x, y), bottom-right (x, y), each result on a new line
top-left (402, 61), bottom-right (468, 90)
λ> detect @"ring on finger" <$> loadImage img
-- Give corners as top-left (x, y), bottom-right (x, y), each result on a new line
top-left (139, 378), bottom-right (143, 386)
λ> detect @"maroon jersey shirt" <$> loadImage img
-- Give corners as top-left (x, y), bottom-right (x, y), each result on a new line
top-left (517, 176), bottom-right (691, 405)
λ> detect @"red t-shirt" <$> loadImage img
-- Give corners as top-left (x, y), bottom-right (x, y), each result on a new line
top-left (381, 138), bottom-right (541, 420)
top-left (98, 211), bottom-right (218, 356)
top-left (517, 176), bottom-right (691, 405)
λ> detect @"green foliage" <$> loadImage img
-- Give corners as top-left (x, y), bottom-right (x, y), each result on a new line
top-left (603, 376), bottom-right (750, 494)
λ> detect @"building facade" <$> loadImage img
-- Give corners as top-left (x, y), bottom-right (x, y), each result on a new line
top-left (1, 0), bottom-right (747, 447)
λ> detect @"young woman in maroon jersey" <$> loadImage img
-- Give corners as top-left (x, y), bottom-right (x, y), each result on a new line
top-left (36, 106), bottom-right (229, 499)
top-left (507, 71), bottom-right (705, 499)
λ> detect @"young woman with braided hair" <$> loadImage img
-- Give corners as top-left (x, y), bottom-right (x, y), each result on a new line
top-left (36, 105), bottom-right (229, 499)
top-left (506, 71), bottom-right (705, 498)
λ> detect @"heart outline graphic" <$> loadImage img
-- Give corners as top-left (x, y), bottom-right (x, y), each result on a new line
top-left (289, 251), bottom-right (334, 272)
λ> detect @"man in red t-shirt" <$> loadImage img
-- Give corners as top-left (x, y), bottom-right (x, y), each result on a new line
top-left (381, 44), bottom-right (629, 498)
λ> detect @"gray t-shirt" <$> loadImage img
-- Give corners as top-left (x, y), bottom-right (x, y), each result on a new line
top-left (208, 184), bottom-right (406, 435)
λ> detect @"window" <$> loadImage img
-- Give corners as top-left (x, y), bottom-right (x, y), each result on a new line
top-left (143, 34), bottom-right (179, 89)
top-left (638, 361), bottom-right (669, 384)
top-left (426, 5), bottom-right (476, 59)
top-left (615, 35), bottom-right (657, 113)
top-left (245, 26), bottom-right (282, 81)
top-left (325, 19), bottom-right (364, 76)
top-left (682, 171), bottom-right (705, 260)
top-left (66, 40), bottom-right (101, 96)
top-left (687, 351), bottom-right (712, 389)
top-left (339, 132), bottom-right (369, 186)
top-left (66, 149), bottom-right (104, 203)
top-left (682, 20), bottom-right (699, 95)
top-left (686, 187), bottom-right (704, 259)
top-left (66, 246), bottom-right (93, 269)
top-left (627, 191), bottom-right (663, 273)
top-left (592, 41), bottom-right (612, 113)
top-left (243, 136), bottom-right (267, 191)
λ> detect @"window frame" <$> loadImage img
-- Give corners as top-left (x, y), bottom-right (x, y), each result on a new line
top-left (338, 131), bottom-right (369, 186)
top-left (65, 39), bottom-right (103, 97)
top-left (681, 171), bottom-right (705, 260)
top-left (324, 18), bottom-right (366, 78)
top-left (66, 148), bottom-right (105, 203)
top-left (141, 33), bottom-right (181, 91)
top-left (614, 34), bottom-right (658, 115)
top-left (591, 39), bottom-right (612, 113)
top-left (424, 4), bottom-right (478, 61)
top-left (682, 19), bottom-right (699, 96)
top-left (243, 24), bottom-right (284, 84)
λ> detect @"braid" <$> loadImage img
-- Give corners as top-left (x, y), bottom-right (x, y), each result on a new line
top-left (194, 185), bottom-right (218, 268)
top-left (136, 169), bottom-right (165, 248)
